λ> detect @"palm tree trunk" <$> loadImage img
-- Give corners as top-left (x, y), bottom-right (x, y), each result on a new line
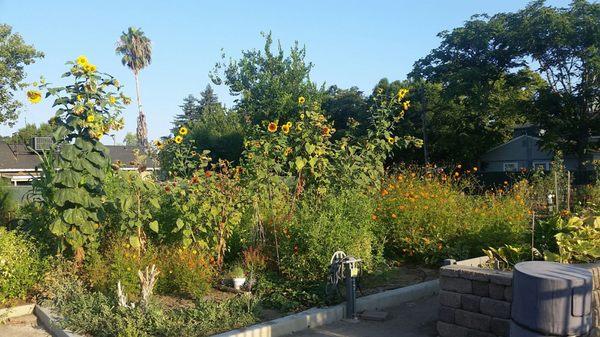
top-left (134, 72), bottom-right (149, 152)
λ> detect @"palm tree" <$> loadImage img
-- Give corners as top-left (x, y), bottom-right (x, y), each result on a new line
top-left (116, 27), bottom-right (152, 152)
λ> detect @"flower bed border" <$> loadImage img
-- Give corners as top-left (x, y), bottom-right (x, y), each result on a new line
top-left (212, 279), bottom-right (440, 337)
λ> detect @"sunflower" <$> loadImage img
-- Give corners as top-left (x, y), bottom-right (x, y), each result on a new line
top-left (174, 135), bottom-right (183, 144)
top-left (267, 122), bottom-right (278, 133)
top-left (84, 63), bottom-right (97, 73)
top-left (281, 123), bottom-right (291, 134)
top-left (397, 88), bottom-right (409, 100)
top-left (178, 126), bottom-right (188, 135)
top-left (322, 126), bottom-right (331, 136)
top-left (387, 136), bottom-right (395, 144)
top-left (77, 94), bottom-right (83, 101)
top-left (154, 140), bottom-right (164, 149)
top-left (86, 115), bottom-right (95, 123)
top-left (108, 96), bottom-right (116, 104)
top-left (298, 96), bottom-right (305, 105)
top-left (402, 100), bottom-right (411, 110)
top-left (76, 55), bottom-right (89, 66)
top-left (27, 90), bottom-right (42, 104)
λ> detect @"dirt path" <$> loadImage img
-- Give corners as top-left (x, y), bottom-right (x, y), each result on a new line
top-left (287, 295), bottom-right (439, 337)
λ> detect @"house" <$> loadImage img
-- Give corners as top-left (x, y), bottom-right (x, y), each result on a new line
top-left (479, 124), bottom-right (600, 172)
top-left (0, 138), bottom-right (158, 186)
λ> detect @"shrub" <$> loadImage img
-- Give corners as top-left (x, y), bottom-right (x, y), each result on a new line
top-left (0, 227), bottom-right (46, 304)
top-left (278, 190), bottom-right (382, 281)
top-left (155, 245), bottom-right (214, 299)
top-left (379, 170), bottom-right (530, 264)
top-left (84, 238), bottom-right (157, 298)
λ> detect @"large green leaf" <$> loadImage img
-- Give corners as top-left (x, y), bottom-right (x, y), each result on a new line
top-left (62, 207), bottom-right (87, 225)
top-left (49, 218), bottom-right (68, 235)
top-left (74, 138), bottom-right (93, 152)
top-left (53, 170), bottom-right (81, 188)
top-left (60, 144), bottom-right (78, 162)
top-left (149, 221), bottom-right (159, 233)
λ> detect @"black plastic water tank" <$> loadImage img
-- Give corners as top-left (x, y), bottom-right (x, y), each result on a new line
top-left (511, 261), bottom-right (593, 336)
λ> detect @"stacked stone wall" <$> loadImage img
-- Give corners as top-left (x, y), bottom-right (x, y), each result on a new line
top-left (438, 263), bottom-right (600, 337)
top-left (438, 265), bottom-right (512, 337)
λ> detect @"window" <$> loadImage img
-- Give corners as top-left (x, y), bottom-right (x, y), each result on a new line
top-left (503, 162), bottom-right (518, 172)
top-left (533, 161), bottom-right (550, 171)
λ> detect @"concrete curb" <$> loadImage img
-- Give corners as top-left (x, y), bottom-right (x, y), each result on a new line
top-left (0, 304), bottom-right (35, 320)
top-left (212, 279), bottom-right (440, 337)
top-left (34, 305), bottom-right (84, 337)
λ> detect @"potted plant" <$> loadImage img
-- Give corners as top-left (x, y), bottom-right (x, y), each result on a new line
top-left (229, 265), bottom-right (246, 290)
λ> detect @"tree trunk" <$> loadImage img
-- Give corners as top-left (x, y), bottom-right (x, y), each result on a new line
top-left (134, 72), bottom-right (149, 153)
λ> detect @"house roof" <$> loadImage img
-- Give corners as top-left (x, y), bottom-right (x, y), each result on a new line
top-left (0, 141), bottom-right (157, 171)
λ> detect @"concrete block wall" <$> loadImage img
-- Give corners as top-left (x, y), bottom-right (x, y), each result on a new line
top-left (438, 264), bottom-right (512, 337)
top-left (584, 264), bottom-right (600, 337)
top-left (438, 263), bottom-right (600, 337)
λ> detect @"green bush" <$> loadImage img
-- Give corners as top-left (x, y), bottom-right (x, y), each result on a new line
top-left (155, 245), bottom-right (214, 299)
top-left (278, 190), bottom-right (382, 282)
top-left (44, 259), bottom-right (258, 337)
top-left (0, 227), bottom-right (46, 304)
top-left (84, 239), bottom-right (157, 298)
top-left (379, 171), bottom-right (530, 264)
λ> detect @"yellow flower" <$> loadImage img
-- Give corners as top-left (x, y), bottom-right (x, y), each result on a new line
top-left (300, 113), bottom-right (305, 120)
top-left (298, 96), bottom-right (305, 105)
top-left (267, 122), bottom-right (278, 133)
top-left (174, 135), bottom-right (183, 144)
top-left (178, 126), bottom-right (188, 136)
top-left (402, 100), bottom-right (411, 110)
top-left (282, 123), bottom-right (291, 134)
top-left (27, 90), bottom-right (42, 104)
top-left (76, 55), bottom-right (89, 66)
top-left (397, 88), bottom-right (409, 100)
top-left (77, 94), bottom-right (83, 101)
top-left (284, 147), bottom-right (293, 156)
top-left (387, 136), bottom-right (395, 144)
top-left (86, 115), bottom-right (95, 123)
top-left (154, 140), bottom-right (164, 149)
top-left (84, 63), bottom-right (97, 73)
top-left (322, 126), bottom-right (331, 136)
top-left (108, 96), bottom-right (116, 104)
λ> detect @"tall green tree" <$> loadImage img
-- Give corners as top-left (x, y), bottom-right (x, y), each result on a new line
top-left (3, 122), bottom-right (56, 144)
top-left (172, 84), bottom-right (221, 130)
top-left (0, 24), bottom-right (44, 126)
top-left (321, 85), bottom-right (368, 137)
top-left (504, 0), bottom-right (600, 163)
top-left (210, 32), bottom-right (322, 124)
top-left (410, 13), bottom-right (545, 163)
top-left (116, 27), bottom-right (152, 152)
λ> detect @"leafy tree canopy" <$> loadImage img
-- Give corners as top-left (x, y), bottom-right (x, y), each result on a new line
top-left (210, 32), bottom-right (322, 124)
top-left (0, 24), bottom-right (44, 126)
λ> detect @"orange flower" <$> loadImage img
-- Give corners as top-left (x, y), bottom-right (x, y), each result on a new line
top-left (267, 122), bottom-right (278, 133)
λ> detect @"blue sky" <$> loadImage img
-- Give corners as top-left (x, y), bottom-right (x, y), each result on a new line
top-left (0, 0), bottom-right (570, 143)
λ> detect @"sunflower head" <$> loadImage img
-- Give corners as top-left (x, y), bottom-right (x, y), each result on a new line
top-left (108, 96), bottom-right (116, 104)
top-left (27, 90), bottom-right (42, 104)
top-left (83, 63), bottom-right (97, 73)
top-left (76, 55), bottom-right (89, 66)
top-left (322, 126), bottom-right (331, 136)
top-left (174, 135), bottom-right (183, 144)
top-left (178, 126), bottom-right (188, 136)
top-left (267, 122), bottom-right (278, 133)
top-left (387, 136), bottom-right (395, 144)
top-left (298, 96), bottom-right (305, 105)
top-left (86, 115), bottom-right (95, 123)
top-left (402, 100), bottom-right (411, 110)
top-left (282, 124), bottom-right (290, 134)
